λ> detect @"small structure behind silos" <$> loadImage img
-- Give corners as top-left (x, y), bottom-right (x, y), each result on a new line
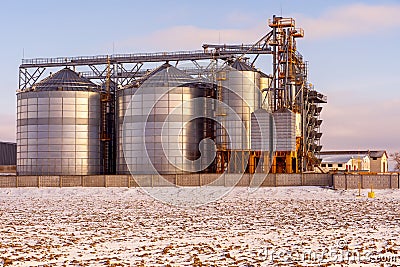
top-left (272, 108), bottom-right (297, 173)
top-left (0, 141), bottom-right (17, 173)
top-left (16, 68), bottom-right (101, 175)
top-left (216, 61), bottom-right (261, 173)
top-left (0, 142), bottom-right (17, 166)
top-left (118, 63), bottom-right (216, 175)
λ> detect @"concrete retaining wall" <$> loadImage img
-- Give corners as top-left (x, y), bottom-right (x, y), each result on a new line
top-left (2, 174), bottom-right (398, 189)
top-left (276, 174), bottom-right (302, 186)
top-left (17, 176), bottom-right (39, 187)
top-left (39, 176), bottom-right (60, 187)
top-left (84, 176), bottom-right (106, 187)
top-left (106, 175), bottom-right (130, 187)
top-left (333, 174), bottom-right (400, 190)
top-left (0, 176), bottom-right (17, 187)
top-left (177, 174), bottom-right (201, 187)
top-left (61, 176), bottom-right (82, 187)
top-left (0, 173), bottom-right (333, 188)
top-left (303, 173), bottom-right (333, 186)
top-left (201, 174), bottom-right (224, 186)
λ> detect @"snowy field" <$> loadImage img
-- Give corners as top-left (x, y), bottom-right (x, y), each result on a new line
top-left (0, 186), bottom-right (400, 266)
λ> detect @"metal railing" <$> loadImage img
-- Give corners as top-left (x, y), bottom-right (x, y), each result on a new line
top-left (20, 46), bottom-right (273, 68)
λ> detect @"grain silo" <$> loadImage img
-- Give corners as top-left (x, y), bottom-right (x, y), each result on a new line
top-left (117, 63), bottom-right (216, 174)
top-left (16, 68), bottom-right (101, 175)
top-left (216, 61), bottom-right (261, 173)
top-left (116, 82), bottom-right (138, 175)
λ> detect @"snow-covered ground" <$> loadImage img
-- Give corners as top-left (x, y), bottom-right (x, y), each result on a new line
top-left (0, 186), bottom-right (400, 266)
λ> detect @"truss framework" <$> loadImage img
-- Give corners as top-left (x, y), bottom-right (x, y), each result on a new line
top-left (19, 46), bottom-right (273, 91)
top-left (17, 16), bottom-right (327, 173)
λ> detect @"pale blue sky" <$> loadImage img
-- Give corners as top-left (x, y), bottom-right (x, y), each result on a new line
top-left (1, 1), bottom-right (399, 157)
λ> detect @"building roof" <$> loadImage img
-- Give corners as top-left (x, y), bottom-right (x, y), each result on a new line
top-left (319, 150), bottom-right (387, 164)
top-left (320, 150), bottom-right (387, 158)
top-left (0, 141), bottom-right (16, 145)
top-left (319, 154), bottom-right (367, 164)
top-left (369, 151), bottom-right (387, 158)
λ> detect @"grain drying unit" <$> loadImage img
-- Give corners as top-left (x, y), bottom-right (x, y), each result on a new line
top-left (17, 16), bottom-right (326, 176)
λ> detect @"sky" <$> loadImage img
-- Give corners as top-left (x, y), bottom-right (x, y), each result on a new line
top-left (0, 0), bottom-right (399, 162)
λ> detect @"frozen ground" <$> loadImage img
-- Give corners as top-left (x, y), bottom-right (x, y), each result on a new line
top-left (0, 186), bottom-right (400, 266)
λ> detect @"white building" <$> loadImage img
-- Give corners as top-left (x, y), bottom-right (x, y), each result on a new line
top-left (318, 150), bottom-right (388, 173)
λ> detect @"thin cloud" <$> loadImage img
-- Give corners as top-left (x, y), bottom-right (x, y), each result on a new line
top-left (321, 100), bottom-right (400, 152)
top-left (116, 24), bottom-right (266, 52)
top-left (115, 3), bottom-right (400, 52)
top-left (295, 3), bottom-right (400, 40)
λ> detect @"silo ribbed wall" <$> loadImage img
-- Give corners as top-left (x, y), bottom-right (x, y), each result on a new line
top-left (117, 64), bottom-right (215, 175)
top-left (17, 91), bottom-right (101, 175)
top-left (16, 68), bottom-right (101, 175)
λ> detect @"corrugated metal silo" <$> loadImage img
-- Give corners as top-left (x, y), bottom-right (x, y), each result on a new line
top-left (17, 68), bottom-right (101, 175)
top-left (118, 63), bottom-right (216, 174)
top-left (116, 83), bottom-right (138, 174)
top-left (217, 61), bottom-right (261, 173)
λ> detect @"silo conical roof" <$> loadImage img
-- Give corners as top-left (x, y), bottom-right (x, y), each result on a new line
top-left (275, 107), bottom-right (293, 113)
top-left (140, 63), bottom-right (195, 87)
top-left (32, 67), bottom-right (98, 92)
top-left (230, 61), bottom-right (257, 72)
top-left (259, 71), bottom-right (271, 78)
